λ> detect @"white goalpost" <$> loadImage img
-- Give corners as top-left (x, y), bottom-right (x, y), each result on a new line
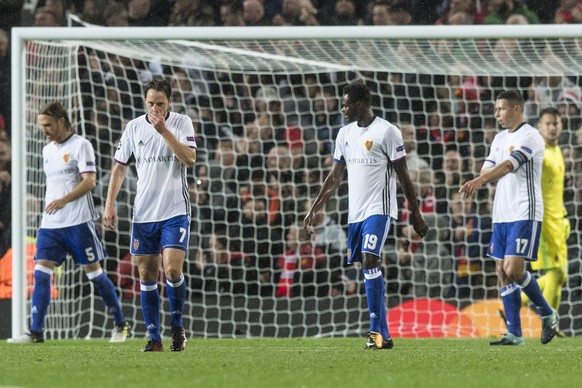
top-left (11, 25), bottom-right (582, 340)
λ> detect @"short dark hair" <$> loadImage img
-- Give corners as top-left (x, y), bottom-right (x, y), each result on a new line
top-left (538, 106), bottom-right (560, 120)
top-left (144, 78), bottom-right (172, 100)
top-left (39, 101), bottom-right (72, 131)
top-left (343, 81), bottom-right (371, 106)
top-left (497, 90), bottom-right (524, 107)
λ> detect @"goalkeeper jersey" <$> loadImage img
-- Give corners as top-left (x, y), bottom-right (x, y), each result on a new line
top-left (333, 116), bottom-right (406, 223)
top-left (540, 144), bottom-right (566, 238)
top-left (482, 123), bottom-right (544, 223)
top-left (114, 111), bottom-right (196, 223)
top-left (41, 134), bottom-right (99, 229)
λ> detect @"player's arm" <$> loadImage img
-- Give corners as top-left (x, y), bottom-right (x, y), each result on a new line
top-left (148, 107), bottom-right (196, 167)
top-left (159, 130), bottom-right (197, 168)
top-left (44, 172), bottom-right (96, 215)
top-left (103, 162), bottom-right (128, 230)
top-left (459, 159), bottom-right (514, 199)
top-left (304, 161), bottom-right (345, 233)
top-left (394, 158), bottom-right (428, 238)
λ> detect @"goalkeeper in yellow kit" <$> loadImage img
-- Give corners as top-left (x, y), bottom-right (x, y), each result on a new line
top-left (522, 107), bottom-right (569, 334)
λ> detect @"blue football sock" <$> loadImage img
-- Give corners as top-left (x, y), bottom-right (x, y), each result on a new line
top-left (140, 281), bottom-right (161, 343)
top-left (88, 269), bottom-right (125, 326)
top-left (30, 266), bottom-right (52, 333)
top-left (364, 267), bottom-right (389, 339)
top-left (518, 272), bottom-right (553, 317)
top-left (166, 275), bottom-right (186, 328)
top-left (500, 283), bottom-right (522, 337)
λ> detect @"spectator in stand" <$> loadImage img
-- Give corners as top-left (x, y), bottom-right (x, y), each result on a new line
top-left (272, 0), bottom-right (319, 26)
top-left (485, 0), bottom-right (540, 24)
top-left (170, 68), bottom-right (197, 114)
top-left (33, 7), bottom-right (60, 27)
top-left (275, 222), bottom-right (343, 298)
top-left (239, 196), bottom-right (283, 295)
top-left (127, 0), bottom-right (159, 26)
top-left (369, 1), bottom-right (391, 25)
top-left (0, 29), bottom-right (10, 136)
top-left (192, 232), bottom-right (254, 295)
top-left (435, 0), bottom-right (489, 25)
top-left (0, 139), bottom-right (10, 257)
top-left (446, 191), bottom-right (488, 300)
top-left (525, 58), bottom-right (581, 123)
top-left (103, 2), bottom-right (130, 26)
top-left (326, 0), bottom-right (364, 26)
top-left (303, 198), bottom-right (347, 255)
top-left (556, 88), bottom-right (582, 137)
top-left (44, 0), bottom-right (67, 26)
top-left (368, 0), bottom-right (413, 25)
top-left (220, 0), bottom-right (245, 26)
top-left (168, 0), bottom-right (217, 26)
top-left (554, 0), bottom-right (582, 23)
top-left (437, 148), bottom-right (467, 186)
top-left (243, 0), bottom-right (268, 25)
top-left (397, 213), bottom-right (451, 299)
top-left (308, 87), bottom-right (343, 157)
top-left (72, 0), bottom-right (107, 25)
top-left (400, 121), bottom-right (430, 172)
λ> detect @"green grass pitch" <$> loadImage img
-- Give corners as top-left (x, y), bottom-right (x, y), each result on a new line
top-left (1, 337), bottom-right (581, 388)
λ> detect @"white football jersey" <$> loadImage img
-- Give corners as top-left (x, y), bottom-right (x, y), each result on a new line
top-left (114, 111), bottom-right (196, 223)
top-left (482, 123), bottom-right (544, 223)
top-left (41, 134), bottom-right (99, 229)
top-left (333, 116), bottom-right (406, 223)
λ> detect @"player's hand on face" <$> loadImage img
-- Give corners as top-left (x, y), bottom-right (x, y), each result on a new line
top-left (149, 105), bottom-right (166, 133)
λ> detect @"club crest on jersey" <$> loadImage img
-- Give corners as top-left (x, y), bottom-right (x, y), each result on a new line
top-left (364, 140), bottom-right (373, 151)
top-left (63, 154), bottom-right (70, 163)
top-left (133, 239), bottom-right (140, 251)
top-left (508, 146), bottom-right (514, 153)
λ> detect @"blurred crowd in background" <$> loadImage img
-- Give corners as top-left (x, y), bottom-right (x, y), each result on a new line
top-left (1, 0), bottom-right (582, 304)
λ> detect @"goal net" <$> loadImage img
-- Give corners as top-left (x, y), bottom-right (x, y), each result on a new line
top-left (11, 25), bottom-right (582, 340)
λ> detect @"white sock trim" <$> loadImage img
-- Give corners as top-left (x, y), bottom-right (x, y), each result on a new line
top-left (140, 282), bottom-right (158, 292)
top-left (85, 268), bottom-right (104, 280)
top-left (166, 274), bottom-right (185, 288)
top-left (34, 264), bottom-right (53, 276)
top-left (364, 269), bottom-right (382, 280)
top-left (519, 272), bottom-right (532, 289)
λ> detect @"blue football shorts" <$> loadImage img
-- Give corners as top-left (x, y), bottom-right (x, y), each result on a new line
top-left (488, 220), bottom-right (541, 261)
top-left (130, 214), bottom-right (190, 255)
top-left (35, 220), bottom-right (108, 266)
top-left (346, 214), bottom-right (392, 264)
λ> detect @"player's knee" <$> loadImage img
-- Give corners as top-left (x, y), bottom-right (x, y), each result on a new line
top-left (361, 253), bottom-right (380, 270)
top-left (502, 265), bottom-right (524, 284)
top-left (164, 267), bottom-right (182, 280)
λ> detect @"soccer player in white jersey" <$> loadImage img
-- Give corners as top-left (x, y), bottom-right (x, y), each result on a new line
top-left (460, 90), bottom-right (559, 346)
top-left (8, 102), bottom-right (129, 344)
top-left (304, 81), bottom-right (428, 350)
top-left (104, 78), bottom-right (196, 352)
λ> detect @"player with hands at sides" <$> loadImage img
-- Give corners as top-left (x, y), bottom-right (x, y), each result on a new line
top-left (459, 90), bottom-right (559, 346)
top-left (104, 78), bottom-right (197, 352)
top-left (304, 81), bottom-right (428, 350)
top-left (8, 102), bottom-right (129, 345)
